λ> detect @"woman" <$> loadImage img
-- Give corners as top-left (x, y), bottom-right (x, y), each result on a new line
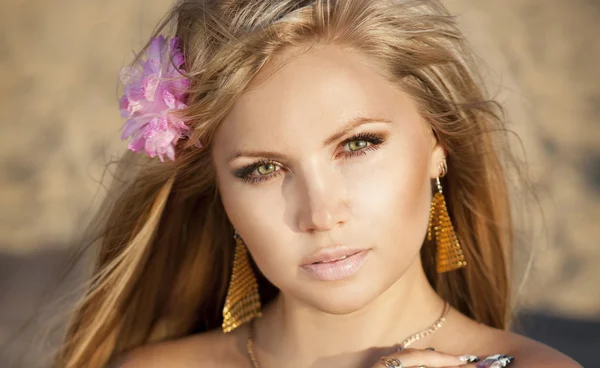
top-left (53, 0), bottom-right (581, 367)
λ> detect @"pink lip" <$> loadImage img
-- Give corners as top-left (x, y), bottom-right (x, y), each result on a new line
top-left (300, 247), bottom-right (370, 281)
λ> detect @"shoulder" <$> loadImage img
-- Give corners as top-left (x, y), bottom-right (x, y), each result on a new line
top-left (445, 309), bottom-right (582, 368)
top-left (478, 327), bottom-right (582, 368)
top-left (110, 326), bottom-right (250, 368)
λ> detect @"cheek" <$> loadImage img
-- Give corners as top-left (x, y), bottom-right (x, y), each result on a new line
top-left (218, 178), bottom-right (294, 285)
top-left (347, 142), bottom-right (431, 252)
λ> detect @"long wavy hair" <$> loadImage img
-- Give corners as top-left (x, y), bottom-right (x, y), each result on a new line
top-left (50, 0), bottom-right (532, 366)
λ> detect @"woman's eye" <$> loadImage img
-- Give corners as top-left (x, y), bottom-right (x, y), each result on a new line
top-left (237, 132), bottom-right (385, 184)
top-left (339, 132), bottom-right (384, 157)
top-left (235, 159), bottom-right (283, 184)
top-left (256, 162), bottom-right (277, 175)
top-left (346, 139), bottom-right (369, 152)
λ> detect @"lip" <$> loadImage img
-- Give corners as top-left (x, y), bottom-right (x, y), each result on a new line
top-left (300, 246), bottom-right (370, 281)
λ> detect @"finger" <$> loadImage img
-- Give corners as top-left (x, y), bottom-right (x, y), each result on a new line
top-left (375, 348), bottom-right (468, 367)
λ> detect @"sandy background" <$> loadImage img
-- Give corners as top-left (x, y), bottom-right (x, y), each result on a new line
top-left (0, 0), bottom-right (599, 367)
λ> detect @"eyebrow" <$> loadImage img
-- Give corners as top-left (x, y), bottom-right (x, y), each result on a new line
top-left (228, 116), bottom-right (392, 163)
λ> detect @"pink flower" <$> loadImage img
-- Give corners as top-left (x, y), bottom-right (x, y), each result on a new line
top-left (119, 36), bottom-right (195, 162)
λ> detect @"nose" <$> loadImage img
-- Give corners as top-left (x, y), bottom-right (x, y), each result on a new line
top-left (296, 165), bottom-right (350, 233)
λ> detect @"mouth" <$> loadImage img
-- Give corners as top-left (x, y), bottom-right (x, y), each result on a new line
top-left (300, 247), bottom-right (370, 281)
top-left (308, 251), bottom-right (361, 264)
top-left (301, 245), bottom-right (368, 266)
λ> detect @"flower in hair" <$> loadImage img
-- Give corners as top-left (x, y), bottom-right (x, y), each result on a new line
top-left (119, 35), bottom-right (195, 162)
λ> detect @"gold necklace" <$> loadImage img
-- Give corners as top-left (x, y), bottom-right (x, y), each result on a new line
top-left (246, 301), bottom-right (450, 368)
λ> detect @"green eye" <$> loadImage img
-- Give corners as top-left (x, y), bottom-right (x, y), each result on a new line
top-left (257, 163), bottom-right (276, 175)
top-left (348, 140), bottom-right (368, 151)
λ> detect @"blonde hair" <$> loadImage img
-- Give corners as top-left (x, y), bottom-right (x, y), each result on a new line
top-left (52, 0), bottom-right (529, 366)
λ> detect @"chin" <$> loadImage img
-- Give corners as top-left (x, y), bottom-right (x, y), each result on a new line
top-left (293, 275), bottom-right (391, 315)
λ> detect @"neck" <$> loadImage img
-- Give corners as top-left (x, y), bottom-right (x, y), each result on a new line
top-left (252, 260), bottom-right (448, 368)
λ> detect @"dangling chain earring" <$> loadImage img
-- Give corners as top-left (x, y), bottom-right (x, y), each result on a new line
top-left (427, 158), bottom-right (467, 273)
top-left (222, 228), bottom-right (262, 333)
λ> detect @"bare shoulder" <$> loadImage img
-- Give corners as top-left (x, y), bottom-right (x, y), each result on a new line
top-left (479, 327), bottom-right (582, 368)
top-left (444, 309), bottom-right (582, 367)
top-left (110, 326), bottom-right (249, 368)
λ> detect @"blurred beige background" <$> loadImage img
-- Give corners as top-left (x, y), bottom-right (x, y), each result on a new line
top-left (0, 0), bottom-right (599, 367)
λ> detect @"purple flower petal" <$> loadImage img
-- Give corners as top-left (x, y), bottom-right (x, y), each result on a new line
top-left (163, 90), bottom-right (176, 109)
top-left (128, 133), bottom-right (146, 153)
top-left (118, 35), bottom-right (192, 161)
top-left (165, 144), bottom-right (176, 161)
top-left (119, 95), bottom-right (130, 118)
top-left (121, 116), bottom-right (151, 140)
top-left (147, 36), bottom-right (165, 65)
top-left (142, 74), bottom-right (160, 101)
top-left (119, 66), bottom-right (140, 85)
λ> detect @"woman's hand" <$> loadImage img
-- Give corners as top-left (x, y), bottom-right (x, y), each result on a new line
top-left (372, 347), bottom-right (480, 368)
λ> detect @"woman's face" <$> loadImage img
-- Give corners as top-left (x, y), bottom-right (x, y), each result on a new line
top-left (212, 44), bottom-right (444, 314)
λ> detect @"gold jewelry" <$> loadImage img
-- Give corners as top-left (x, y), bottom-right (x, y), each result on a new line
top-left (427, 158), bottom-right (467, 273)
top-left (246, 301), bottom-right (451, 367)
top-left (247, 321), bottom-right (260, 368)
top-left (222, 229), bottom-right (262, 333)
top-left (398, 301), bottom-right (450, 348)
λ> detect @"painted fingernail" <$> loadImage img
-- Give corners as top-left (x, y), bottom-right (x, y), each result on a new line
top-left (425, 347), bottom-right (435, 351)
top-left (476, 354), bottom-right (514, 368)
top-left (458, 355), bottom-right (480, 363)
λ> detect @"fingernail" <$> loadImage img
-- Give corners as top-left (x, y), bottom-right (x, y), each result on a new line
top-left (425, 347), bottom-right (435, 351)
top-left (458, 355), bottom-right (480, 363)
top-left (476, 354), bottom-right (514, 368)
top-left (490, 355), bottom-right (514, 368)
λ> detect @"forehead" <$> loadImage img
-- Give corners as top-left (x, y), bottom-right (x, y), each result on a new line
top-left (214, 44), bottom-right (420, 154)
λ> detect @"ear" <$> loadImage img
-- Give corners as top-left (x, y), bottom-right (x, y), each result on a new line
top-left (428, 134), bottom-right (445, 180)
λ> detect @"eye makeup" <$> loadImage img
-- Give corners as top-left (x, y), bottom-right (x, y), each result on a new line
top-left (232, 131), bottom-right (387, 184)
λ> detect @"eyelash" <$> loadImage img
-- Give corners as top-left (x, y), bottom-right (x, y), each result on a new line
top-left (236, 132), bottom-right (385, 184)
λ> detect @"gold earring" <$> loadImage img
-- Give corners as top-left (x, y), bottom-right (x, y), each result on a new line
top-left (222, 229), bottom-right (262, 333)
top-left (427, 158), bottom-right (467, 273)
